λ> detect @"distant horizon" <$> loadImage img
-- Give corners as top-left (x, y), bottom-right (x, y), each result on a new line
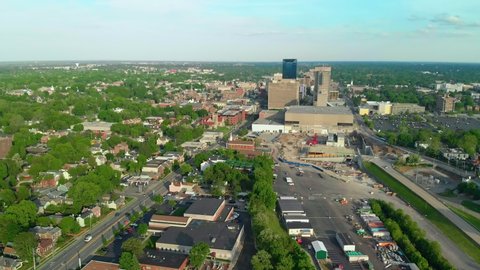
top-left (1, 1), bottom-right (480, 63)
top-left (1, 59), bottom-right (480, 65)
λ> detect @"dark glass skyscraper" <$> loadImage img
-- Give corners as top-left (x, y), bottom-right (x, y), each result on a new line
top-left (282, 59), bottom-right (297, 79)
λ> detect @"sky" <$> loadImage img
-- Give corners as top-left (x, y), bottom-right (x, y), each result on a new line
top-left (1, 0), bottom-right (480, 62)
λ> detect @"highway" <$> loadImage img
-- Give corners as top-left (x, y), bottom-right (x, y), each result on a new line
top-left (38, 172), bottom-right (178, 270)
top-left (368, 157), bottom-right (480, 246)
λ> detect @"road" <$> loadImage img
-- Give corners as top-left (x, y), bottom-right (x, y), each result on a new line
top-left (38, 172), bottom-right (179, 270)
top-left (368, 157), bottom-right (480, 246)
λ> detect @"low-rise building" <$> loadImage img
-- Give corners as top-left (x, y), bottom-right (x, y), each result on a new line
top-left (148, 215), bottom-right (192, 234)
top-left (142, 160), bottom-right (169, 178)
top-left (184, 198), bottom-right (226, 221)
top-left (169, 181), bottom-right (197, 193)
top-left (156, 221), bottom-right (244, 261)
top-left (442, 148), bottom-right (469, 161)
top-left (391, 103), bottom-right (425, 115)
top-left (0, 256), bottom-right (22, 270)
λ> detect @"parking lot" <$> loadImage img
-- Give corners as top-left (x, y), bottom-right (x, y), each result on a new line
top-left (274, 163), bottom-right (398, 270)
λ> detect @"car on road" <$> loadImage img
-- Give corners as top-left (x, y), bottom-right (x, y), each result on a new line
top-left (84, 234), bottom-right (92, 242)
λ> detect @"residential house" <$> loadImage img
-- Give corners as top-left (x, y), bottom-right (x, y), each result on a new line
top-left (442, 148), bottom-right (469, 161)
top-left (83, 206), bottom-right (101, 218)
top-left (111, 142), bottom-right (129, 155)
top-left (77, 211), bottom-right (93, 227)
top-left (31, 226), bottom-right (62, 242)
top-left (104, 196), bottom-right (125, 210)
top-left (36, 239), bottom-right (55, 257)
top-left (0, 256), bottom-right (22, 270)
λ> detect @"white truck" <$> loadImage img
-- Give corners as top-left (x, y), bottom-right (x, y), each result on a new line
top-left (285, 177), bottom-right (294, 186)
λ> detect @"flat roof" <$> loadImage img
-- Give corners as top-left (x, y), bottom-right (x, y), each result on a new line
top-left (140, 250), bottom-right (188, 268)
top-left (150, 215), bottom-right (191, 224)
top-left (253, 118), bottom-right (284, 126)
top-left (286, 105), bottom-right (352, 115)
top-left (278, 199), bottom-right (305, 213)
top-left (312, 240), bottom-right (327, 252)
top-left (286, 221), bottom-right (313, 229)
top-left (337, 232), bottom-right (354, 246)
top-left (184, 198), bottom-right (224, 216)
top-left (157, 221), bottom-right (243, 250)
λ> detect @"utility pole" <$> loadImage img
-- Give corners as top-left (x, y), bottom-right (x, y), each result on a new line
top-left (32, 248), bottom-right (36, 270)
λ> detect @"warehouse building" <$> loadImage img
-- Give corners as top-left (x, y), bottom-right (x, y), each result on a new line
top-left (284, 106), bottom-right (354, 133)
top-left (336, 233), bottom-right (355, 252)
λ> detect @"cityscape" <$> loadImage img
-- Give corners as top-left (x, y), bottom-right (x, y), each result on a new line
top-left (1, 1), bottom-right (480, 270)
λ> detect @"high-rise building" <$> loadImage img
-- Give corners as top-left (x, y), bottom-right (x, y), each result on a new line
top-left (282, 59), bottom-right (297, 79)
top-left (312, 66), bottom-right (331, 106)
top-left (267, 79), bottom-right (300, 110)
top-left (436, 94), bottom-right (456, 113)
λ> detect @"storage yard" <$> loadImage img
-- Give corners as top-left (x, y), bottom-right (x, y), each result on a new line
top-left (272, 158), bottom-right (477, 270)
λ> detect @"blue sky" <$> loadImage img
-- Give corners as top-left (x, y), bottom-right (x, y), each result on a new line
top-left (1, 0), bottom-right (480, 62)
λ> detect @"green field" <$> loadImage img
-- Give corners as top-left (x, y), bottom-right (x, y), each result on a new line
top-left (450, 207), bottom-right (480, 232)
top-left (462, 200), bottom-right (480, 213)
top-left (364, 161), bottom-right (480, 264)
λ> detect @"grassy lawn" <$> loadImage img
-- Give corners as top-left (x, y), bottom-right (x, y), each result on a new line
top-left (462, 200), bottom-right (480, 213)
top-left (438, 188), bottom-right (457, 197)
top-left (264, 210), bottom-right (287, 236)
top-left (450, 206), bottom-right (480, 232)
top-left (364, 161), bottom-right (480, 264)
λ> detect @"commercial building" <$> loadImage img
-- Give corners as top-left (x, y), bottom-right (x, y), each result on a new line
top-left (311, 66), bottom-right (331, 107)
top-left (282, 59), bottom-right (297, 79)
top-left (360, 101), bottom-right (425, 115)
top-left (148, 215), bottom-right (192, 234)
top-left (267, 79), bottom-right (300, 110)
top-left (217, 106), bottom-right (247, 125)
top-left (251, 118), bottom-right (285, 133)
top-left (436, 94), bottom-right (456, 113)
top-left (436, 82), bottom-right (464, 93)
top-left (284, 106), bottom-right (354, 133)
top-left (81, 121), bottom-right (113, 137)
top-left (184, 198), bottom-right (227, 221)
top-left (277, 197), bottom-right (313, 237)
top-left (155, 221), bottom-right (244, 261)
top-left (391, 103), bottom-right (425, 114)
top-left (303, 145), bottom-right (355, 162)
top-left (82, 252), bottom-right (189, 270)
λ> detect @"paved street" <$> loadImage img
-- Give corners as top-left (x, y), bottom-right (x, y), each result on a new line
top-left (38, 173), bottom-right (179, 270)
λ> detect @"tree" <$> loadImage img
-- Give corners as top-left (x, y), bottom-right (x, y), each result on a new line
top-left (69, 181), bottom-right (102, 207)
top-left (251, 250), bottom-right (273, 270)
top-left (137, 223), bottom-right (148, 236)
top-left (59, 216), bottom-right (81, 235)
top-left (72, 124), bottom-right (84, 132)
top-left (121, 238), bottom-right (144, 258)
top-left (119, 252), bottom-right (140, 270)
top-left (152, 195), bottom-right (164, 204)
top-left (189, 242), bottom-right (210, 269)
top-left (180, 163), bottom-right (193, 176)
top-left (16, 186), bottom-right (30, 201)
top-left (13, 232), bottom-right (36, 261)
top-left (168, 199), bottom-right (177, 209)
top-left (5, 200), bottom-right (37, 228)
top-left (36, 216), bottom-right (53, 227)
top-left (238, 128), bottom-right (249, 137)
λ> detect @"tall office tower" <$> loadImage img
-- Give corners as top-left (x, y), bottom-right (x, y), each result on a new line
top-left (267, 79), bottom-right (300, 110)
top-left (282, 59), bottom-right (297, 79)
top-left (312, 66), bottom-right (331, 107)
